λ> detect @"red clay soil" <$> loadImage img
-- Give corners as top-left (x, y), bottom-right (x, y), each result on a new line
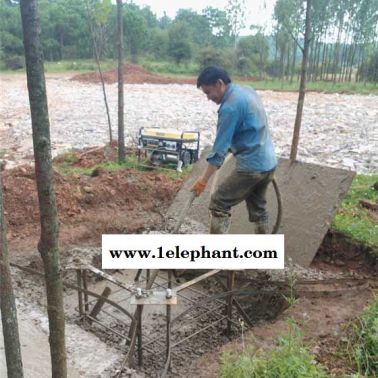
top-left (72, 63), bottom-right (196, 85)
top-left (71, 63), bottom-right (260, 85)
top-left (187, 289), bottom-right (375, 377)
top-left (3, 147), bottom-right (183, 252)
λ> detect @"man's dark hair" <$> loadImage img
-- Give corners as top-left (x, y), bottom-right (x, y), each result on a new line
top-left (196, 66), bottom-right (231, 88)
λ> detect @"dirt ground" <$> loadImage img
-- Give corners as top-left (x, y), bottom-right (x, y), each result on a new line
top-left (72, 63), bottom-right (196, 85)
top-left (3, 147), bottom-right (182, 254)
top-left (71, 63), bottom-right (259, 85)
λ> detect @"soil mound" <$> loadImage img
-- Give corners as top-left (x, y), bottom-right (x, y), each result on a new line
top-left (3, 147), bottom-right (183, 250)
top-left (72, 63), bottom-right (196, 85)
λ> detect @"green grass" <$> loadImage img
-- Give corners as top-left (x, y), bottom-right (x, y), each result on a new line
top-left (0, 59), bottom-right (118, 74)
top-left (331, 174), bottom-right (378, 255)
top-left (219, 319), bottom-right (328, 378)
top-left (54, 153), bottom-right (140, 176)
top-left (53, 150), bottom-right (188, 181)
top-left (139, 58), bottom-right (199, 76)
top-left (244, 79), bottom-right (378, 95)
top-left (346, 298), bottom-right (378, 376)
top-left (44, 59), bottom-right (117, 73)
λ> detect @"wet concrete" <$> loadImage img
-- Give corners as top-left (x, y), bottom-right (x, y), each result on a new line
top-left (167, 151), bottom-right (355, 267)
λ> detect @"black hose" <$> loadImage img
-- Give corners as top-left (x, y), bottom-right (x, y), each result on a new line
top-left (272, 177), bottom-right (282, 234)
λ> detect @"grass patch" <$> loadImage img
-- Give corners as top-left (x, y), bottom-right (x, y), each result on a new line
top-left (54, 153), bottom-right (141, 176)
top-left (345, 297), bottom-right (378, 376)
top-left (139, 58), bottom-right (199, 76)
top-left (244, 79), bottom-right (378, 95)
top-left (0, 59), bottom-right (117, 74)
top-left (53, 150), bottom-right (189, 181)
top-left (219, 319), bottom-right (328, 378)
top-left (331, 174), bottom-right (378, 255)
top-left (44, 59), bottom-right (117, 73)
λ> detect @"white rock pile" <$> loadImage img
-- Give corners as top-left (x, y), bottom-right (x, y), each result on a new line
top-left (1, 75), bottom-right (377, 173)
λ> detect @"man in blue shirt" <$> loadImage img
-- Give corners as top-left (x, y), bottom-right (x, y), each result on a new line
top-left (190, 66), bottom-right (277, 234)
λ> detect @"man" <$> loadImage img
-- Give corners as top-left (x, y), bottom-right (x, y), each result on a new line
top-left (190, 66), bottom-right (277, 234)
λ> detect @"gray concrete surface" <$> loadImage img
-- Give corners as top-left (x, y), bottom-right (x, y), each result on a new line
top-left (167, 151), bottom-right (355, 267)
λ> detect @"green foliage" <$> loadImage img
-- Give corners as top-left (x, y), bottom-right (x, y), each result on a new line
top-left (176, 8), bottom-right (212, 47)
top-left (197, 46), bottom-right (232, 72)
top-left (3, 55), bottom-right (24, 70)
top-left (202, 6), bottom-right (232, 48)
top-left (43, 59), bottom-right (115, 73)
top-left (140, 59), bottom-right (198, 75)
top-left (237, 34), bottom-right (269, 77)
top-left (53, 150), bottom-right (189, 181)
top-left (346, 298), bottom-right (378, 376)
top-left (1, 0), bottom-right (377, 85)
top-left (358, 52), bottom-right (378, 83)
top-left (122, 3), bottom-right (148, 61)
top-left (40, 0), bottom-right (91, 60)
top-left (146, 28), bottom-right (169, 59)
top-left (168, 21), bottom-right (192, 64)
top-left (0, 31), bottom-right (23, 56)
top-left (219, 320), bottom-right (329, 378)
top-left (225, 0), bottom-right (247, 45)
top-left (331, 174), bottom-right (378, 255)
top-left (244, 79), bottom-right (378, 95)
top-left (0, 0), bottom-right (23, 58)
top-left (92, 0), bottom-right (112, 26)
top-left (282, 259), bottom-right (298, 306)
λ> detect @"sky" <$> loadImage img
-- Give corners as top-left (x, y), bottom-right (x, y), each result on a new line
top-left (129, 0), bottom-right (277, 34)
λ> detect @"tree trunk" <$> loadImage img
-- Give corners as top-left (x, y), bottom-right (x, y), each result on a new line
top-left (339, 24), bottom-right (351, 83)
top-left (84, 0), bottom-right (113, 145)
top-left (357, 46), bottom-right (366, 83)
top-left (313, 38), bottom-right (323, 81)
top-left (290, 39), bottom-right (297, 84)
top-left (343, 43), bottom-right (353, 82)
top-left (279, 43), bottom-right (286, 87)
top-left (332, 13), bottom-right (344, 84)
top-left (0, 167), bottom-right (24, 378)
top-left (19, 1), bottom-right (67, 377)
top-left (319, 25), bottom-right (329, 81)
top-left (59, 31), bottom-right (64, 60)
top-left (285, 43), bottom-right (291, 80)
top-left (307, 36), bottom-right (315, 81)
top-left (347, 43), bottom-right (357, 82)
top-left (117, 0), bottom-right (125, 163)
top-left (290, 0), bottom-right (311, 162)
top-left (326, 45), bottom-right (333, 81)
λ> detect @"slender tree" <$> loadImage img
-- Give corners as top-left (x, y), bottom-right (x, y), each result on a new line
top-left (225, 0), bottom-right (246, 50)
top-left (117, 0), bottom-right (125, 163)
top-left (0, 164), bottom-right (24, 378)
top-left (19, 1), bottom-right (67, 376)
top-left (84, 0), bottom-right (113, 146)
top-left (290, 0), bottom-right (312, 162)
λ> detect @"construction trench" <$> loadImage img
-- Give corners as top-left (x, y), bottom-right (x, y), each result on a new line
top-left (5, 150), bottom-right (376, 378)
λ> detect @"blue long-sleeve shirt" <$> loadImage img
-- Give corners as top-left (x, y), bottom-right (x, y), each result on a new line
top-left (207, 83), bottom-right (277, 172)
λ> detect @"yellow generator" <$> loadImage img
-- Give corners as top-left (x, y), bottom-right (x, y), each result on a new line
top-left (138, 127), bottom-right (200, 170)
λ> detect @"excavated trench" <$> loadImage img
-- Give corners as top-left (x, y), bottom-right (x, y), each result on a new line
top-left (64, 265), bottom-right (291, 377)
top-left (56, 230), bottom-right (375, 378)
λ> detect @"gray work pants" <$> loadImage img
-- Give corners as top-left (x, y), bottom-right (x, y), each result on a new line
top-left (209, 169), bottom-right (274, 234)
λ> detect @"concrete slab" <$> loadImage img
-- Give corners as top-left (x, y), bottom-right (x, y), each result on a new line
top-left (167, 152), bottom-right (355, 267)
